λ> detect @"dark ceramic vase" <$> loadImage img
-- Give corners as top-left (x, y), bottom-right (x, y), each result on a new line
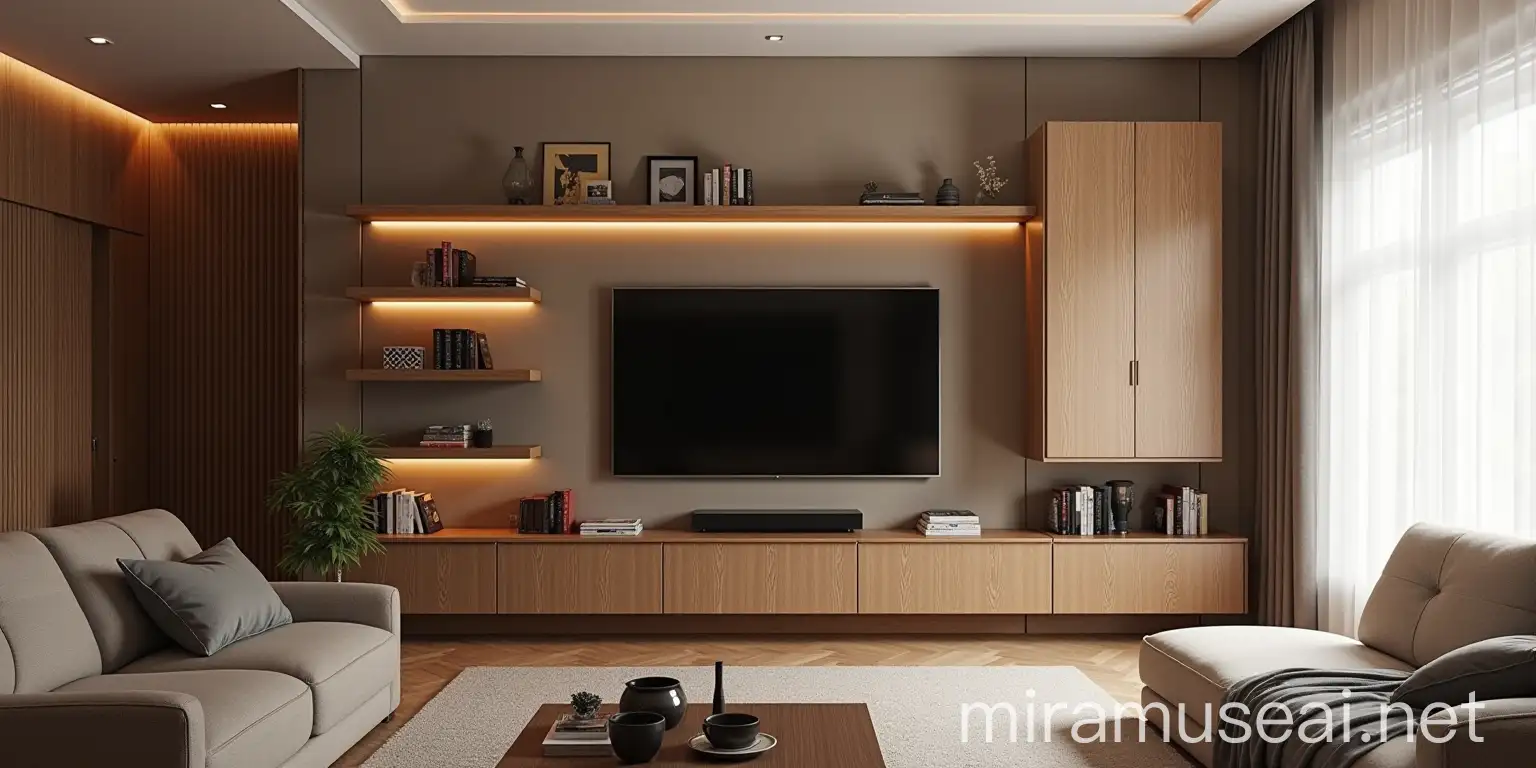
top-left (936, 178), bottom-right (961, 205)
top-left (608, 712), bottom-right (666, 764)
top-left (1109, 480), bottom-right (1134, 534)
top-left (619, 677), bottom-right (687, 730)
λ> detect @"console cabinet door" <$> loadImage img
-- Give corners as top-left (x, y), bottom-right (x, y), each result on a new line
top-left (1134, 122), bottom-right (1223, 459)
top-left (858, 543), bottom-right (1052, 613)
top-left (662, 543), bottom-right (857, 614)
top-left (1052, 541), bottom-right (1247, 614)
top-left (349, 543), bottom-right (498, 614)
top-left (498, 543), bottom-right (663, 614)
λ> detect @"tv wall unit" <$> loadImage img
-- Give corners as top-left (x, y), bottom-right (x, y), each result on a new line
top-left (349, 530), bottom-right (1248, 624)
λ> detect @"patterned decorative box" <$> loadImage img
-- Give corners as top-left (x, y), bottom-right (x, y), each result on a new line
top-left (383, 346), bottom-right (426, 369)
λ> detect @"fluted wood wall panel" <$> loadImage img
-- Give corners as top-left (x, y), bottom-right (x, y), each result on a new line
top-left (148, 124), bottom-right (300, 573)
top-left (0, 200), bottom-right (95, 531)
top-left (0, 52), bottom-right (150, 232)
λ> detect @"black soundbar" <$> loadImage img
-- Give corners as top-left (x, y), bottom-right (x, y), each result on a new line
top-left (690, 509), bottom-right (863, 533)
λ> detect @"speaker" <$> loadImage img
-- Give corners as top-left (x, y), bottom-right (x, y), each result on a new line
top-left (690, 509), bottom-right (863, 534)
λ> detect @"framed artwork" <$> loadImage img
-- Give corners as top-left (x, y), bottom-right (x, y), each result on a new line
top-left (542, 143), bottom-right (611, 204)
top-left (583, 179), bottom-right (614, 204)
top-left (647, 155), bottom-right (699, 205)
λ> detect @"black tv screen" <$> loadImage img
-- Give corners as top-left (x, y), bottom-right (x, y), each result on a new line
top-left (611, 288), bottom-right (940, 477)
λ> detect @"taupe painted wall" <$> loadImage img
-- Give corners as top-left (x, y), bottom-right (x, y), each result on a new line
top-left (303, 56), bottom-right (1258, 533)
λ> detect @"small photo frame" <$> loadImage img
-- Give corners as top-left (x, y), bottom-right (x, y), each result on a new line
top-left (543, 142), bottom-right (611, 205)
top-left (647, 155), bottom-right (699, 205)
top-left (583, 179), bottom-right (615, 204)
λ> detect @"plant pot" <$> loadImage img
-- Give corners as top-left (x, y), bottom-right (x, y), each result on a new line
top-left (619, 677), bottom-right (687, 730)
top-left (472, 429), bottom-right (493, 448)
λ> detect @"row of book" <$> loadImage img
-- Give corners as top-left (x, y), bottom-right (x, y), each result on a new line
top-left (518, 489), bottom-right (575, 534)
top-left (426, 242), bottom-right (476, 286)
top-left (420, 424), bottom-right (474, 448)
top-left (372, 489), bottom-right (445, 535)
top-left (702, 165), bottom-right (755, 206)
top-left (917, 510), bottom-right (980, 537)
top-left (1049, 485), bottom-right (1118, 536)
top-left (432, 329), bottom-right (494, 370)
top-left (1155, 486), bottom-right (1210, 536)
top-left (578, 519), bottom-right (643, 537)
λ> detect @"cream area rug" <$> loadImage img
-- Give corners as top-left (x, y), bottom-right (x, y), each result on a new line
top-left (362, 666), bottom-right (1191, 767)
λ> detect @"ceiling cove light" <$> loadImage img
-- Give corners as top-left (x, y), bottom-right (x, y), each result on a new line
top-left (765, 35), bottom-right (785, 42)
top-left (87, 37), bottom-right (112, 45)
top-left (210, 103), bottom-right (228, 109)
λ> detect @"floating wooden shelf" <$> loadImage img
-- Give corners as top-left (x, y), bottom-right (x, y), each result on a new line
top-left (346, 287), bottom-right (541, 303)
top-left (345, 369), bottom-right (542, 382)
top-left (347, 204), bottom-right (1034, 224)
top-left (377, 528), bottom-right (1054, 544)
top-left (377, 446), bottom-right (542, 460)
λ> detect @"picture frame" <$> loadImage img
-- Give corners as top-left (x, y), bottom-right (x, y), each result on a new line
top-left (647, 155), bottom-right (699, 205)
top-left (542, 143), bottom-right (611, 205)
top-left (583, 179), bottom-right (615, 204)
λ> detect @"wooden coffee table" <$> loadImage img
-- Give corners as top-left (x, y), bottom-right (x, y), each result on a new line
top-left (498, 703), bottom-right (884, 767)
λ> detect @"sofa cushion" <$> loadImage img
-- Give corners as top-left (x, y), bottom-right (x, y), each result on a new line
top-left (1391, 635), bottom-right (1536, 708)
top-left (32, 510), bottom-right (202, 672)
top-left (118, 538), bottom-right (292, 656)
top-left (0, 532), bottom-right (102, 694)
top-left (1358, 523), bottom-right (1536, 666)
top-left (1141, 626), bottom-right (1413, 726)
top-left (122, 621), bottom-right (398, 735)
top-left (58, 669), bottom-right (311, 768)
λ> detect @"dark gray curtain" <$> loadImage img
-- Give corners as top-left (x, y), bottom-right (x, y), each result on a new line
top-left (1254, 8), bottom-right (1319, 629)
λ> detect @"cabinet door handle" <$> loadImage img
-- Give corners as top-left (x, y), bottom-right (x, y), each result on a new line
top-left (1130, 360), bottom-right (1139, 386)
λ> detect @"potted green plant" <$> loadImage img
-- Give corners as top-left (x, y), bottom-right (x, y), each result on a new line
top-left (269, 426), bottom-right (391, 581)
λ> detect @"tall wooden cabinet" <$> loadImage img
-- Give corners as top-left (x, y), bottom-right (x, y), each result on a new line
top-left (1024, 121), bottom-right (1223, 462)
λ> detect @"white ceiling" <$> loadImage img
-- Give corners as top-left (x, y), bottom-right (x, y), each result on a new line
top-left (0, 0), bottom-right (1313, 121)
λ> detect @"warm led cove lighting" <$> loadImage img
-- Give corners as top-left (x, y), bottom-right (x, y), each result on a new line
top-left (366, 221), bottom-right (1020, 232)
top-left (210, 103), bottom-right (227, 109)
top-left (366, 301), bottom-right (537, 310)
top-left (765, 35), bottom-right (785, 41)
top-left (88, 36), bottom-right (112, 45)
top-left (382, 458), bottom-right (536, 467)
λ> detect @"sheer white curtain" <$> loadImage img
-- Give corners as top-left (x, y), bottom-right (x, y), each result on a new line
top-left (1316, 0), bottom-right (1536, 636)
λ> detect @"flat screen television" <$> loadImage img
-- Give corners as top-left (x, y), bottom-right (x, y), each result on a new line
top-left (611, 287), bottom-right (940, 477)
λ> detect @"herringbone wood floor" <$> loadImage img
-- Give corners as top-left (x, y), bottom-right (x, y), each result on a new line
top-left (334, 635), bottom-right (1146, 767)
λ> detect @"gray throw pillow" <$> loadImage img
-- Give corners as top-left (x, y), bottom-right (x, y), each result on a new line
top-left (1391, 635), bottom-right (1536, 708)
top-left (118, 538), bottom-right (292, 656)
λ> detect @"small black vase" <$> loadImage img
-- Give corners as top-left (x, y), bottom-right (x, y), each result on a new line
top-left (608, 711), bottom-right (666, 764)
top-left (619, 677), bottom-right (687, 730)
top-left (936, 178), bottom-right (961, 206)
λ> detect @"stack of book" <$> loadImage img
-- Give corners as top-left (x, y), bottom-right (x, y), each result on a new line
top-left (542, 714), bottom-right (611, 757)
top-left (372, 489), bottom-right (444, 535)
top-left (425, 240), bottom-right (476, 286)
top-left (918, 510), bottom-right (981, 536)
top-left (1154, 486), bottom-right (1209, 536)
top-left (1049, 485), bottom-right (1113, 536)
top-left (518, 489), bottom-right (574, 534)
top-left (578, 519), bottom-right (643, 537)
top-left (419, 424), bottom-right (472, 448)
top-left (470, 275), bottom-right (527, 288)
top-left (859, 191), bottom-right (924, 206)
top-left (432, 329), bottom-right (493, 370)
top-left (702, 165), bottom-right (755, 206)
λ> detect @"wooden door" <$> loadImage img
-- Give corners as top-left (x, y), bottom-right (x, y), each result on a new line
top-left (1052, 539), bottom-right (1247, 614)
top-left (498, 543), bottom-right (663, 614)
top-left (1041, 122), bottom-right (1136, 459)
top-left (857, 543), bottom-right (1052, 614)
top-left (662, 543), bottom-right (857, 614)
top-left (1133, 123), bottom-right (1223, 459)
top-left (349, 543), bottom-right (499, 614)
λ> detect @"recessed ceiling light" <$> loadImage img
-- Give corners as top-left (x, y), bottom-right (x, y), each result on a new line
top-left (87, 36), bottom-right (112, 45)
top-left (764, 35), bottom-right (784, 42)
top-left (210, 103), bottom-right (228, 109)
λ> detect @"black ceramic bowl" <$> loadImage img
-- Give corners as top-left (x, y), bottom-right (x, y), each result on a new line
top-left (608, 711), bottom-right (667, 764)
top-left (703, 712), bottom-right (761, 751)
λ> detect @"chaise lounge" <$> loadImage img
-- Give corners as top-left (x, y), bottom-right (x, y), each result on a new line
top-left (1140, 523), bottom-right (1536, 767)
top-left (0, 509), bottom-right (401, 768)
